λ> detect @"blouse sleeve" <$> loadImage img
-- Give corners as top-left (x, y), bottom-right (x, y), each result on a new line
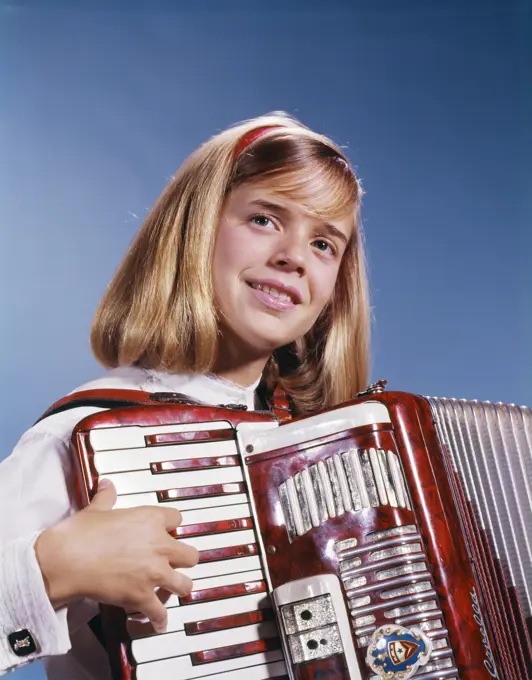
top-left (0, 424), bottom-right (83, 673)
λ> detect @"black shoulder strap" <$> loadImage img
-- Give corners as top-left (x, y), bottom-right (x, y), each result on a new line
top-left (37, 384), bottom-right (294, 425)
top-left (35, 389), bottom-right (202, 424)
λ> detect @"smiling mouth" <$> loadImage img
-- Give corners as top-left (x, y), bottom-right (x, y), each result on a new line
top-left (247, 282), bottom-right (298, 304)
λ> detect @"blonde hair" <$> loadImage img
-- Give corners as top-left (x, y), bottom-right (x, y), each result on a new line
top-left (91, 112), bottom-right (370, 414)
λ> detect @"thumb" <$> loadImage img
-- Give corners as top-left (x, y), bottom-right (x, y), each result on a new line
top-left (89, 478), bottom-right (117, 511)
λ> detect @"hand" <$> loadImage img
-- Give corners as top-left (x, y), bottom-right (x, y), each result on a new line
top-left (35, 479), bottom-right (199, 633)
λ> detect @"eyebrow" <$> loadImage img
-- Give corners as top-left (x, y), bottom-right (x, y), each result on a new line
top-left (248, 199), bottom-right (350, 245)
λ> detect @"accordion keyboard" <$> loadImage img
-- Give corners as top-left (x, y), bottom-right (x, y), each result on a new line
top-left (89, 418), bottom-right (287, 680)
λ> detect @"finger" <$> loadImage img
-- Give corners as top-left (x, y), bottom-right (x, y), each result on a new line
top-left (168, 538), bottom-right (200, 568)
top-left (155, 588), bottom-right (173, 605)
top-left (88, 479), bottom-right (117, 511)
top-left (137, 593), bottom-right (168, 634)
top-left (159, 567), bottom-right (194, 597)
top-left (159, 507), bottom-right (183, 531)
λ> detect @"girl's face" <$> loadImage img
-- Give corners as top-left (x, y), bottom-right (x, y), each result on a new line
top-left (212, 182), bottom-right (353, 364)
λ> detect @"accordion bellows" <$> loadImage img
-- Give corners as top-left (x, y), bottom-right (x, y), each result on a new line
top-left (70, 388), bottom-right (531, 680)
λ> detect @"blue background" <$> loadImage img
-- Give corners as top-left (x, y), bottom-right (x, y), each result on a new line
top-left (1, 1), bottom-right (530, 678)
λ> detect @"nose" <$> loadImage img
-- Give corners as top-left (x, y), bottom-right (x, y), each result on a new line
top-left (270, 231), bottom-right (307, 276)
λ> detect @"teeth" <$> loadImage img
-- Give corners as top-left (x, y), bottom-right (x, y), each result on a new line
top-left (250, 283), bottom-right (293, 302)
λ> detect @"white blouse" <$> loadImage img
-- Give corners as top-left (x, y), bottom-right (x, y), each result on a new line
top-left (0, 367), bottom-right (260, 679)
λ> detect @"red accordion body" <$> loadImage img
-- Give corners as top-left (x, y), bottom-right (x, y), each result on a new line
top-left (64, 388), bottom-right (531, 680)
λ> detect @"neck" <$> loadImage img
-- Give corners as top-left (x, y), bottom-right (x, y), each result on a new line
top-left (213, 359), bottom-right (267, 388)
top-left (213, 351), bottom-right (269, 388)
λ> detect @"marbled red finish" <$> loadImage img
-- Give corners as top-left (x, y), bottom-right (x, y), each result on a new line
top-left (150, 455), bottom-right (240, 473)
top-left (157, 481), bottom-right (246, 501)
top-left (190, 637), bottom-right (280, 665)
top-left (246, 391), bottom-right (529, 679)
top-left (246, 424), bottom-right (411, 585)
top-left (179, 579), bottom-right (266, 605)
top-left (292, 655), bottom-right (350, 679)
top-left (184, 608), bottom-right (274, 635)
top-left (146, 429), bottom-right (234, 446)
top-left (246, 424), bottom-right (428, 679)
top-left (197, 543), bottom-right (258, 563)
top-left (172, 516), bottom-right (253, 539)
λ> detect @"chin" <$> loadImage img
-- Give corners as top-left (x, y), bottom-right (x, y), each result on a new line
top-left (244, 332), bottom-right (296, 356)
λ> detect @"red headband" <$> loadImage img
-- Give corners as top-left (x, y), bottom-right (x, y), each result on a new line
top-left (234, 125), bottom-right (354, 176)
top-left (234, 125), bottom-right (284, 158)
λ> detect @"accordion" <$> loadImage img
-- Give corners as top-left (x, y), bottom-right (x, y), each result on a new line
top-left (64, 384), bottom-right (531, 680)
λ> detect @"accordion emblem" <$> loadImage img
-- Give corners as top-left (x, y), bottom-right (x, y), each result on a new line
top-left (69, 384), bottom-right (531, 680)
top-left (366, 625), bottom-right (432, 679)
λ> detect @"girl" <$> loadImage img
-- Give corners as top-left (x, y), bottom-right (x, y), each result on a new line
top-left (0, 112), bottom-right (370, 679)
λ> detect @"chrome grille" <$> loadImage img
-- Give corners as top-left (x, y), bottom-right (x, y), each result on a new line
top-left (369, 660), bottom-right (458, 680)
top-left (278, 449), bottom-right (411, 542)
top-left (335, 525), bottom-right (459, 678)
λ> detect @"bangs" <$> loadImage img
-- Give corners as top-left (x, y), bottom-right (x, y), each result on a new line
top-left (231, 132), bottom-right (362, 225)
top-left (260, 159), bottom-right (358, 223)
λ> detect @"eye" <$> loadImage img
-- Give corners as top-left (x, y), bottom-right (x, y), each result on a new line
top-left (312, 238), bottom-right (337, 256)
top-left (250, 214), bottom-right (275, 228)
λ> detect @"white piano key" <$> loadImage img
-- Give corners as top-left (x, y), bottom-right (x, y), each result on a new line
top-left (153, 571), bottom-right (265, 611)
top-left (131, 620), bottom-right (278, 663)
top-left (180, 555), bottom-right (262, 582)
top-left (106, 466), bottom-right (243, 495)
top-left (94, 440), bottom-right (239, 474)
top-left (180, 503), bottom-right (250, 526)
top-left (190, 569), bottom-right (263, 593)
top-left (135, 651), bottom-right (285, 680)
top-left (89, 420), bottom-right (233, 452)
top-left (113, 491), bottom-right (156, 509)
top-left (180, 529), bottom-right (256, 552)
top-left (129, 592), bottom-right (271, 634)
top-left (114, 492), bottom-right (249, 511)
top-left (197, 659), bottom-right (285, 680)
